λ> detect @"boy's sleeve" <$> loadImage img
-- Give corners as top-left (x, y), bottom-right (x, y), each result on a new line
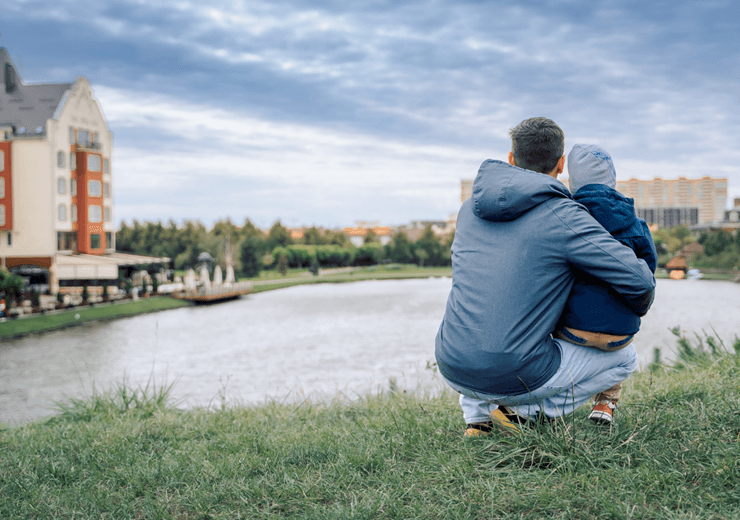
top-left (635, 219), bottom-right (658, 273)
top-left (559, 204), bottom-right (656, 317)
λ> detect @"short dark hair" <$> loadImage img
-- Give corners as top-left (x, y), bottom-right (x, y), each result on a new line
top-left (509, 117), bottom-right (565, 174)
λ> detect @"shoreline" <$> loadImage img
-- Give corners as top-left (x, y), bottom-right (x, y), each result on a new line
top-left (0, 266), bottom-right (453, 340)
top-left (2, 266), bottom-right (736, 340)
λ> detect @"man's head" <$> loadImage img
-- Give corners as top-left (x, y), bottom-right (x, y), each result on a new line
top-left (508, 117), bottom-right (565, 176)
top-left (567, 144), bottom-right (617, 194)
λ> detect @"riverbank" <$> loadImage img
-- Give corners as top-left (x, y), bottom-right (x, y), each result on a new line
top-left (1, 332), bottom-right (739, 518)
top-left (0, 297), bottom-right (192, 340)
top-left (0, 265), bottom-right (452, 339)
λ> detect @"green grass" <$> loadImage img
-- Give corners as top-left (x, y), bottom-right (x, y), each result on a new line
top-left (0, 297), bottom-right (191, 339)
top-left (1, 332), bottom-right (740, 518)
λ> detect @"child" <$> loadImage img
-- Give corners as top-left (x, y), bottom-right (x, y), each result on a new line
top-left (555, 144), bottom-right (657, 424)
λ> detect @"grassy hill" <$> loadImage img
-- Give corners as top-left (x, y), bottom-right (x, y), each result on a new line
top-left (1, 331), bottom-right (739, 519)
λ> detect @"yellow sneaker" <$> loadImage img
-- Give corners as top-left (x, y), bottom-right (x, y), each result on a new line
top-left (490, 407), bottom-right (522, 434)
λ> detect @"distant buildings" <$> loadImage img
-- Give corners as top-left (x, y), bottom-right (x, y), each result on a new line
top-left (616, 177), bottom-right (728, 227)
top-left (0, 48), bottom-right (159, 295)
top-left (461, 176), bottom-right (730, 230)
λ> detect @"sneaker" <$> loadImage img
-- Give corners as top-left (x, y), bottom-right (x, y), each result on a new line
top-left (464, 421), bottom-right (494, 437)
top-left (589, 400), bottom-right (616, 424)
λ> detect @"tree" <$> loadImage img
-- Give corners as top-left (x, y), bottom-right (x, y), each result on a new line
top-left (303, 226), bottom-right (325, 245)
top-left (265, 220), bottom-right (293, 252)
top-left (240, 235), bottom-right (264, 278)
top-left (386, 231), bottom-right (414, 264)
top-left (414, 225), bottom-right (447, 266)
top-left (672, 225), bottom-right (692, 249)
top-left (363, 229), bottom-right (378, 244)
top-left (277, 252), bottom-right (289, 276)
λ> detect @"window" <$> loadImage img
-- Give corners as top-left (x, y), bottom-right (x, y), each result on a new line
top-left (88, 180), bottom-right (102, 197)
top-left (104, 206), bottom-right (111, 222)
top-left (71, 179), bottom-right (76, 196)
top-left (90, 233), bottom-right (101, 249)
top-left (69, 127), bottom-right (75, 145)
top-left (104, 182), bottom-right (110, 198)
top-left (103, 158), bottom-right (110, 174)
top-left (57, 177), bottom-right (66, 195)
top-left (0, 178), bottom-right (4, 199)
top-left (57, 231), bottom-right (77, 251)
top-left (89, 205), bottom-right (102, 222)
top-left (6, 231), bottom-right (10, 246)
top-left (57, 151), bottom-right (65, 168)
top-left (78, 130), bottom-right (90, 148)
top-left (0, 150), bottom-right (5, 171)
top-left (58, 203), bottom-right (67, 221)
top-left (92, 132), bottom-right (99, 148)
top-left (70, 152), bottom-right (76, 170)
top-left (71, 204), bottom-right (77, 222)
top-left (0, 204), bottom-right (4, 226)
top-left (87, 154), bottom-right (101, 172)
top-left (105, 232), bottom-right (113, 249)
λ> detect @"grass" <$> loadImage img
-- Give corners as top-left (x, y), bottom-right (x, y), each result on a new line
top-left (0, 297), bottom-right (191, 340)
top-left (1, 332), bottom-right (740, 518)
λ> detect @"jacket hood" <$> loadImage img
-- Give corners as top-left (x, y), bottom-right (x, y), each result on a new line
top-left (472, 159), bottom-right (572, 222)
top-left (573, 184), bottom-right (637, 234)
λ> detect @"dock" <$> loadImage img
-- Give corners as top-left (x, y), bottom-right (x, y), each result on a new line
top-left (172, 281), bottom-right (253, 303)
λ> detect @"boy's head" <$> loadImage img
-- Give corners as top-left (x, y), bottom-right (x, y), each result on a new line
top-left (567, 144), bottom-right (616, 193)
top-left (508, 117), bottom-right (565, 175)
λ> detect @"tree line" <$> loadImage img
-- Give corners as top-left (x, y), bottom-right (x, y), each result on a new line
top-left (652, 225), bottom-right (740, 270)
top-left (115, 219), bottom-right (454, 278)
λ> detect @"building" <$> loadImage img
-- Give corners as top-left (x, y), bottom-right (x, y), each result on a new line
top-left (461, 179), bottom-right (473, 204)
top-left (343, 222), bottom-right (392, 247)
top-left (0, 48), bottom-right (161, 295)
top-left (617, 177), bottom-right (727, 227)
top-left (635, 207), bottom-right (699, 229)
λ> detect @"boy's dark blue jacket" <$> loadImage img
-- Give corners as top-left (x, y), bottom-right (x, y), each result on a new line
top-left (560, 184), bottom-right (658, 335)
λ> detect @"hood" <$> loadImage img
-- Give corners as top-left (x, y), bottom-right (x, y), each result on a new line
top-left (472, 159), bottom-right (572, 222)
top-left (573, 184), bottom-right (637, 234)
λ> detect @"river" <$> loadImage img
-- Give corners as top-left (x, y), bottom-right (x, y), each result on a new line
top-left (1, 277), bottom-right (738, 425)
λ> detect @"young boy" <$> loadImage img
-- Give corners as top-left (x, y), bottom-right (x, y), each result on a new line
top-left (555, 144), bottom-right (657, 424)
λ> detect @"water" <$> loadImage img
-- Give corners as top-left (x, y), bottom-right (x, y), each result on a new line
top-left (1, 277), bottom-right (738, 425)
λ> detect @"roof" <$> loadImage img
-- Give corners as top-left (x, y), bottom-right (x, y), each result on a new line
top-left (666, 256), bottom-right (688, 269)
top-left (0, 48), bottom-right (73, 136)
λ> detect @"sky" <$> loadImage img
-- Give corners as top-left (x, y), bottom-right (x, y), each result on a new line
top-left (2, 0), bottom-right (739, 229)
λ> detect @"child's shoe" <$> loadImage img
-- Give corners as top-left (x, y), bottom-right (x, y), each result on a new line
top-left (589, 400), bottom-right (617, 424)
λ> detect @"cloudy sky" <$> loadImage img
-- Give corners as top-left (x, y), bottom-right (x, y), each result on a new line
top-left (2, 0), bottom-right (739, 229)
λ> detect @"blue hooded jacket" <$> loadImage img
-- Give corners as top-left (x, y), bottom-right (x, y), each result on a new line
top-left (559, 184), bottom-right (658, 335)
top-left (434, 160), bottom-right (656, 395)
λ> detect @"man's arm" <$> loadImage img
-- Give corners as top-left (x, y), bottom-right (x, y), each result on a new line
top-left (559, 204), bottom-right (656, 317)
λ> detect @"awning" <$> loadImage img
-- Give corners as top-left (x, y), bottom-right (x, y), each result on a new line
top-left (54, 253), bottom-right (171, 281)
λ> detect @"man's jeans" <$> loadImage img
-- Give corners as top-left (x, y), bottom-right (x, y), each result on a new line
top-left (443, 338), bottom-right (638, 424)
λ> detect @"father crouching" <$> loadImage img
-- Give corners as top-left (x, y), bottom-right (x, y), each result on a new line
top-left (434, 117), bottom-right (655, 436)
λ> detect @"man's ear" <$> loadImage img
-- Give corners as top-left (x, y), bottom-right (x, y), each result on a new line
top-left (551, 155), bottom-right (565, 178)
top-left (508, 151), bottom-right (516, 166)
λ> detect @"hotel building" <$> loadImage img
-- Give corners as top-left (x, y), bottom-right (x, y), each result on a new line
top-left (0, 48), bottom-right (161, 294)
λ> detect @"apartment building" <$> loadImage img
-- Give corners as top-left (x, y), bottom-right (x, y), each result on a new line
top-left (0, 48), bottom-right (158, 294)
top-left (617, 177), bottom-right (728, 226)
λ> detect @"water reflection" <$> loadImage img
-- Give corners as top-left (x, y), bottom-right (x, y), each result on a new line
top-left (1, 277), bottom-right (738, 425)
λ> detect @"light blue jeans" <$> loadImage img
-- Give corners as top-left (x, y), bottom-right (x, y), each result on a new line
top-left (444, 338), bottom-right (638, 424)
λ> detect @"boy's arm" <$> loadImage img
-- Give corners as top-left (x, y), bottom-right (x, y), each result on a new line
top-left (560, 204), bottom-right (656, 317)
top-left (635, 220), bottom-right (658, 273)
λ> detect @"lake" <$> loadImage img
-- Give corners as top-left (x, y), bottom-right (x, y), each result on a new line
top-left (1, 277), bottom-right (738, 425)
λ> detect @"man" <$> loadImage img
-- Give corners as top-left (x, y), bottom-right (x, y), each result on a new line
top-left (434, 117), bottom-right (655, 435)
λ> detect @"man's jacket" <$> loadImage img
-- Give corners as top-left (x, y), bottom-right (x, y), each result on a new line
top-left (434, 160), bottom-right (656, 395)
top-left (559, 184), bottom-right (658, 335)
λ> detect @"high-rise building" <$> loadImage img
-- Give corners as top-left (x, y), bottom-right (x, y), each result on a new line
top-left (461, 179), bottom-right (473, 204)
top-left (616, 177), bottom-right (727, 226)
